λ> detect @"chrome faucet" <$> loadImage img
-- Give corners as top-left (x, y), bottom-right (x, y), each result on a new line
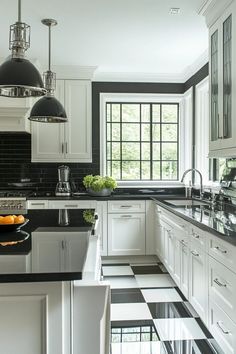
top-left (181, 168), bottom-right (203, 199)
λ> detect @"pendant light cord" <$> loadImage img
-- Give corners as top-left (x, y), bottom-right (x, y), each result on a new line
top-left (48, 24), bottom-right (51, 71)
top-left (18, 0), bottom-right (21, 22)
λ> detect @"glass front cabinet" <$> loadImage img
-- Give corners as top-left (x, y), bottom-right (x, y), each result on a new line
top-left (209, 4), bottom-right (236, 156)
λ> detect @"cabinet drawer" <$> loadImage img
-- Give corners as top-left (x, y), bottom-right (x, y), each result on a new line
top-left (191, 226), bottom-right (206, 250)
top-left (209, 237), bottom-right (236, 274)
top-left (48, 200), bottom-right (96, 209)
top-left (209, 301), bottom-right (236, 354)
top-left (108, 200), bottom-right (145, 213)
top-left (27, 200), bottom-right (49, 209)
top-left (209, 256), bottom-right (236, 322)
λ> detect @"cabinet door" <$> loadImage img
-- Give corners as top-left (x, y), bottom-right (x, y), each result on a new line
top-left (166, 229), bottom-right (175, 275)
top-left (65, 231), bottom-right (89, 272)
top-left (180, 241), bottom-right (189, 299)
top-left (64, 80), bottom-right (92, 162)
top-left (96, 201), bottom-right (108, 256)
top-left (189, 245), bottom-right (208, 323)
top-left (108, 213), bottom-right (145, 256)
top-left (32, 231), bottom-right (64, 272)
top-left (31, 80), bottom-right (65, 162)
top-left (173, 239), bottom-right (181, 287)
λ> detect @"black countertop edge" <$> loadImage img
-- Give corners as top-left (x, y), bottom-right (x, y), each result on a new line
top-left (153, 198), bottom-right (236, 247)
top-left (0, 272), bottom-right (82, 283)
top-left (27, 194), bottom-right (187, 201)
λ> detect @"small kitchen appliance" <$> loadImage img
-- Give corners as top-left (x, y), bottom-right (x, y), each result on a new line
top-left (55, 165), bottom-right (72, 196)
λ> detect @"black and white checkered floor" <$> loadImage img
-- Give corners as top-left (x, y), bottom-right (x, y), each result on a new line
top-left (102, 260), bottom-right (222, 354)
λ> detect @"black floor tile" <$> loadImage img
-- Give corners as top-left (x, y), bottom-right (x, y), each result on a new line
top-left (131, 265), bottom-right (164, 274)
top-left (148, 302), bottom-right (192, 319)
top-left (102, 263), bottom-right (130, 267)
top-left (174, 286), bottom-right (188, 301)
top-left (111, 288), bottom-right (145, 304)
top-left (111, 319), bottom-right (155, 328)
top-left (195, 318), bottom-right (213, 339)
top-left (163, 339), bottom-right (220, 354)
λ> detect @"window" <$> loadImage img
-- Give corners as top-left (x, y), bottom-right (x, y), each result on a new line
top-left (106, 102), bottom-right (179, 181)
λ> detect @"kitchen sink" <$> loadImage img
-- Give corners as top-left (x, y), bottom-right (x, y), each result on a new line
top-left (165, 199), bottom-right (209, 206)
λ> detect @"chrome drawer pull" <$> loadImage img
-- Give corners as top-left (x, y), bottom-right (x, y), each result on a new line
top-left (217, 321), bottom-right (230, 335)
top-left (120, 205), bottom-right (132, 208)
top-left (181, 240), bottom-right (187, 246)
top-left (121, 215), bottom-right (132, 218)
top-left (64, 205), bottom-right (78, 208)
top-left (214, 246), bottom-right (227, 254)
top-left (31, 203), bottom-right (46, 206)
top-left (191, 251), bottom-right (199, 257)
top-left (193, 234), bottom-right (200, 239)
top-left (214, 278), bottom-right (227, 288)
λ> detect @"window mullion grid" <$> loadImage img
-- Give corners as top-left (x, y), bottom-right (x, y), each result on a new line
top-left (109, 104), bottom-right (112, 176)
top-left (140, 104), bottom-right (142, 180)
top-left (177, 103), bottom-right (180, 180)
top-left (120, 103), bottom-right (122, 180)
top-left (160, 104), bottom-right (163, 180)
top-left (150, 104), bottom-right (153, 180)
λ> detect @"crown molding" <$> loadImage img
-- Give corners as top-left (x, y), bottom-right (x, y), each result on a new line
top-left (199, 0), bottom-right (234, 27)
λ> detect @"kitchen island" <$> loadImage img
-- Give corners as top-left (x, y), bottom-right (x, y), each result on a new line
top-left (0, 208), bottom-right (110, 354)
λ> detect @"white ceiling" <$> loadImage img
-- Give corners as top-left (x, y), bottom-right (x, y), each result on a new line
top-left (0, 0), bottom-right (208, 81)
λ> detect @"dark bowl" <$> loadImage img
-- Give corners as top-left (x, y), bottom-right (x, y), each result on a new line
top-left (0, 219), bottom-right (29, 233)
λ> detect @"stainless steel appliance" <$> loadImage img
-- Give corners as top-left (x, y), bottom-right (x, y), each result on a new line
top-left (55, 165), bottom-right (72, 196)
top-left (0, 192), bottom-right (27, 215)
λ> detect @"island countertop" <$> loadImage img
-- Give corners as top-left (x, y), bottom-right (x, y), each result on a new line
top-left (0, 208), bottom-right (95, 283)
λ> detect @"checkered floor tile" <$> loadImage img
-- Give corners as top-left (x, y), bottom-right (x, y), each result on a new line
top-left (102, 262), bottom-right (223, 354)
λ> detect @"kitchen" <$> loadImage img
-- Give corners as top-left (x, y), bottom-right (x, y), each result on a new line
top-left (0, 0), bottom-right (235, 354)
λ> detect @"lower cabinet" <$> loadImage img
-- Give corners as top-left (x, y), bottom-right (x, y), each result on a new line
top-left (0, 282), bottom-right (71, 354)
top-left (108, 213), bottom-right (145, 256)
top-left (32, 229), bottom-right (89, 272)
top-left (180, 239), bottom-right (189, 299)
top-left (189, 243), bottom-right (208, 323)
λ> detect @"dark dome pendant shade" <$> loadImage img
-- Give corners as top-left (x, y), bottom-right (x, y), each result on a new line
top-left (0, 0), bottom-right (46, 98)
top-left (29, 19), bottom-right (67, 123)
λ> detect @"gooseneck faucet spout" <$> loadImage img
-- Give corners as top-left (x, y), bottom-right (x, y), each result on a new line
top-left (181, 168), bottom-right (203, 199)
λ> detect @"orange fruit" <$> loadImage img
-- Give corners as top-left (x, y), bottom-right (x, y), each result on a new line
top-left (0, 216), bottom-right (4, 224)
top-left (2, 215), bottom-right (15, 224)
top-left (14, 215), bottom-right (25, 224)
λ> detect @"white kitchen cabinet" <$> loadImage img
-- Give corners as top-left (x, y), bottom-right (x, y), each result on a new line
top-left (27, 200), bottom-right (49, 209)
top-left (180, 239), bottom-right (189, 299)
top-left (108, 213), bottom-right (145, 256)
top-left (32, 229), bottom-right (89, 273)
top-left (108, 200), bottom-right (145, 213)
top-left (173, 238), bottom-right (181, 287)
top-left (48, 200), bottom-right (96, 209)
top-left (31, 79), bottom-right (92, 162)
top-left (0, 281), bottom-right (71, 354)
top-left (189, 241), bottom-right (208, 323)
top-left (209, 3), bottom-right (236, 156)
top-left (96, 201), bottom-right (108, 256)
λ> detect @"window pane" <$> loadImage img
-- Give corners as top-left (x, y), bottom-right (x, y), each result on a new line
top-left (162, 161), bottom-right (178, 180)
top-left (122, 143), bottom-right (140, 160)
top-left (141, 104), bottom-right (150, 122)
top-left (141, 124), bottom-right (150, 141)
top-left (112, 123), bottom-right (120, 141)
top-left (107, 104), bottom-right (111, 122)
top-left (106, 160), bottom-right (111, 175)
top-left (107, 123), bottom-right (111, 141)
top-left (141, 143), bottom-right (150, 160)
top-left (122, 124), bottom-right (140, 141)
top-left (162, 105), bottom-right (178, 122)
top-left (162, 143), bottom-right (178, 160)
top-left (107, 142), bottom-right (111, 160)
top-left (153, 104), bottom-right (160, 122)
top-left (153, 161), bottom-right (160, 179)
top-left (153, 143), bottom-right (160, 160)
top-left (112, 142), bottom-right (121, 160)
top-left (141, 161), bottom-right (150, 179)
top-left (122, 104), bottom-right (140, 122)
top-left (162, 124), bottom-right (178, 141)
top-left (111, 104), bottom-right (120, 122)
top-left (153, 124), bottom-right (160, 141)
top-left (122, 161), bottom-right (140, 179)
top-left (112, 161), bottom-right (121, 180)
top-left (122, 333), bottom-right (140, 342)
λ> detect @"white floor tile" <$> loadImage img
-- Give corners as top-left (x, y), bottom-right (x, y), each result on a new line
top-left (105, 276), bottom-right (138, 289)
top-left (154, 318), bottom-right (206, 341)
top-left (135, 274), bottom-right (176, 288)
top-left (111, 341), bottom-right (162, 354)
top-left (141, 288), bottom-right (183, 303)
top-left (103, 266), bottom-right (134, 276)
top-left (184, 302), bottom-right (199, 317)
top-left (111, 303), bottom-right (152, 321)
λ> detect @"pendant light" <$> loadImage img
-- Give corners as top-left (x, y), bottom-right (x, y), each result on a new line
top-left (29, 19), bottom-right (67, 123)
top-left (0, 0), bottom-right (46, 98)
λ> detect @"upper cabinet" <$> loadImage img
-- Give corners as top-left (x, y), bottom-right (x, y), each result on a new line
top-left (208, 2), bottom-right (236, 157)
top-left (31, 79), bottom-right (92, 163)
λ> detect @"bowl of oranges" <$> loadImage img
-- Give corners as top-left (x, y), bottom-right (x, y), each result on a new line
top-left (0, 215), bottom-right (29, 233)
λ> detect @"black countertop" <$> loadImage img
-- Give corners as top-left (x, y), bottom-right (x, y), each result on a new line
top-left (153, 198), bottom-right (236, 246)
top-left (0, 209), bottom-right (94, 283)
